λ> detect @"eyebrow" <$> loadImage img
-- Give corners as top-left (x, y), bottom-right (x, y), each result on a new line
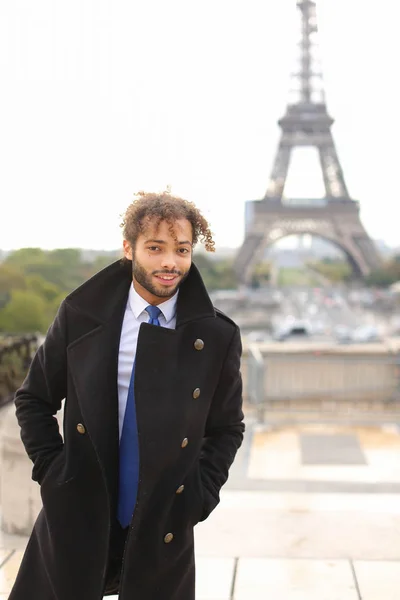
top-left (144, 239), bottom-right (192, 246)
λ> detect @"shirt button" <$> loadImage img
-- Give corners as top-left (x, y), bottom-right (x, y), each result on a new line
top-left (164, 533), bottom-right (174, 544)
top-left (181, 438), bottom-right (189, 448)
top-left (76, 423), bottom-right (86, 434)
top-left (176, 485), bottom-right (185, 494)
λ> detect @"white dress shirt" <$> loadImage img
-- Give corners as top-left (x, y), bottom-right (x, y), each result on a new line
top-left (117, 283), bottom-right (178, 438)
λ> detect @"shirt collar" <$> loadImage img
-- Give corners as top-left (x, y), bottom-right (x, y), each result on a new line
top-left (128, 283), bottom-right (178, 324)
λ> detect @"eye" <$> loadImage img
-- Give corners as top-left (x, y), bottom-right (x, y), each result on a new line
top-left (178, 248), bottom-right (190, 254)
top-left (148, 246), bottom-right (160, 251)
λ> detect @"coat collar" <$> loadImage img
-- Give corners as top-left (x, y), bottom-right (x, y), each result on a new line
top-left (65, 259), bottom-right (216, 328)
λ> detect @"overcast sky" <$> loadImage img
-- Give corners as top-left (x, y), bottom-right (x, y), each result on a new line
top-left (0, 0), bottom-right (398, 253)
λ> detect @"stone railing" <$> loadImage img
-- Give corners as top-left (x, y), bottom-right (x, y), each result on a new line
top-left (0, 334), bottom-right (39, 407)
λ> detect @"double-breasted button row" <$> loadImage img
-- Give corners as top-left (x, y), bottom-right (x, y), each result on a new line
top-left (193, 339), bottom-right (203, 405)
top-left (174, 329), bottom-right (203, 540)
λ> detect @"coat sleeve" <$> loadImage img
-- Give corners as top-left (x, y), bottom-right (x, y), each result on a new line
top-left (199, 325), bottom-right (245, 521)
top-left (14, 301), bottom-right (67, 484)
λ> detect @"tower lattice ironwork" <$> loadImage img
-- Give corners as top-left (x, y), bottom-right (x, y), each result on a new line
top-left (236, 0), bottom-right (381, 284)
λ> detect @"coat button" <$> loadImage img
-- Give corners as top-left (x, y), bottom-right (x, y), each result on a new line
top-left (76, 423), bottom-right (86, 434)
top-left (181, 438), bottom-right (189, 448)
top-left (194, 339), bottom-right (204, 351)
top-left (176, 485), bottom-right (185, 494)
top-left (164, 532), bottom-right (174, 544)
top-left (192, 388), bottom-right (201, 399)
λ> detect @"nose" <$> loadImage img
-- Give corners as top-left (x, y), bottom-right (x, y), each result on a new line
top-left (160, 253), bottom-right (177, 272)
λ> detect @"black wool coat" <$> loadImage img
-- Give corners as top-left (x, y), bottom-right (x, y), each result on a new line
top-left (9, 260), bottom-right (244, 600)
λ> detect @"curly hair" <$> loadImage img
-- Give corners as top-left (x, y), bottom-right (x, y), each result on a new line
top-left (120, 190), bottom-right (215, 253)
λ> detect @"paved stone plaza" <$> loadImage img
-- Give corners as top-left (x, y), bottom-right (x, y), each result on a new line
top-left (2, 421), bottom-right (400, 598)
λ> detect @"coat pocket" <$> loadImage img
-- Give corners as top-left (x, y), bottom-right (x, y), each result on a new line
top-left (39, 449), bottom-right (67, 488)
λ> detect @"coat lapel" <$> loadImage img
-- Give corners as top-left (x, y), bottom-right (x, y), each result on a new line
top-left (66, 261), bottom-right (131, 506)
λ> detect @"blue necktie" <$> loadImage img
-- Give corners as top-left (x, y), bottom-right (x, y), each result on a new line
top-left (146, 305), bottom-right (162, 326)
top-left (117, 305), bottom-right (162, 528)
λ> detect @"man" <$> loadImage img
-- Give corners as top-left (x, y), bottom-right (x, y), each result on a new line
top-left (9, 191), bottom-right (244, 600)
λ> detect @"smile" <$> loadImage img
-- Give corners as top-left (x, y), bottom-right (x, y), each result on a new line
top-left (154, 274), bottom-right (179, 283)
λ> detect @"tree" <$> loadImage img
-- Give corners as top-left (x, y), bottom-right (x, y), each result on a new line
top-left (5, 247), bottom-right (47, 266)
top-left (0, 264), bottom-right (26, 294)
top-left (365, 255), bottom-right (400, 287)
top-left (193, 254), bottom-right (237, 291)
top-left (307, 260), bottom-right (352, 283)
top-left (49, 248), bottom-right (81, 266)
top-left (25, 274), bottom-right (61, 303)
top-left (0, 264), bottom-right (27, 309)
top-left (0, 289), bottom-right (48, 333)
top-left (250, 262), bottom-right (271, 288)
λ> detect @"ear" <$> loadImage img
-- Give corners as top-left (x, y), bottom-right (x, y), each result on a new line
top-left (123, 239), bottom-right (133, 260)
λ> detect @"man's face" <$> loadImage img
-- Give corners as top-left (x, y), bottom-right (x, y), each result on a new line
top-left (123, 218), bottom-right (193, 305)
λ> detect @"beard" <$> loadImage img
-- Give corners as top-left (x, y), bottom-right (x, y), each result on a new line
top-left (132, 255), bottom-right (190, 299)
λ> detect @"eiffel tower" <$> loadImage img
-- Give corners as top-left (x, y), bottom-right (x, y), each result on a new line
top-left (236, 0), bottom-right (381, 285)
